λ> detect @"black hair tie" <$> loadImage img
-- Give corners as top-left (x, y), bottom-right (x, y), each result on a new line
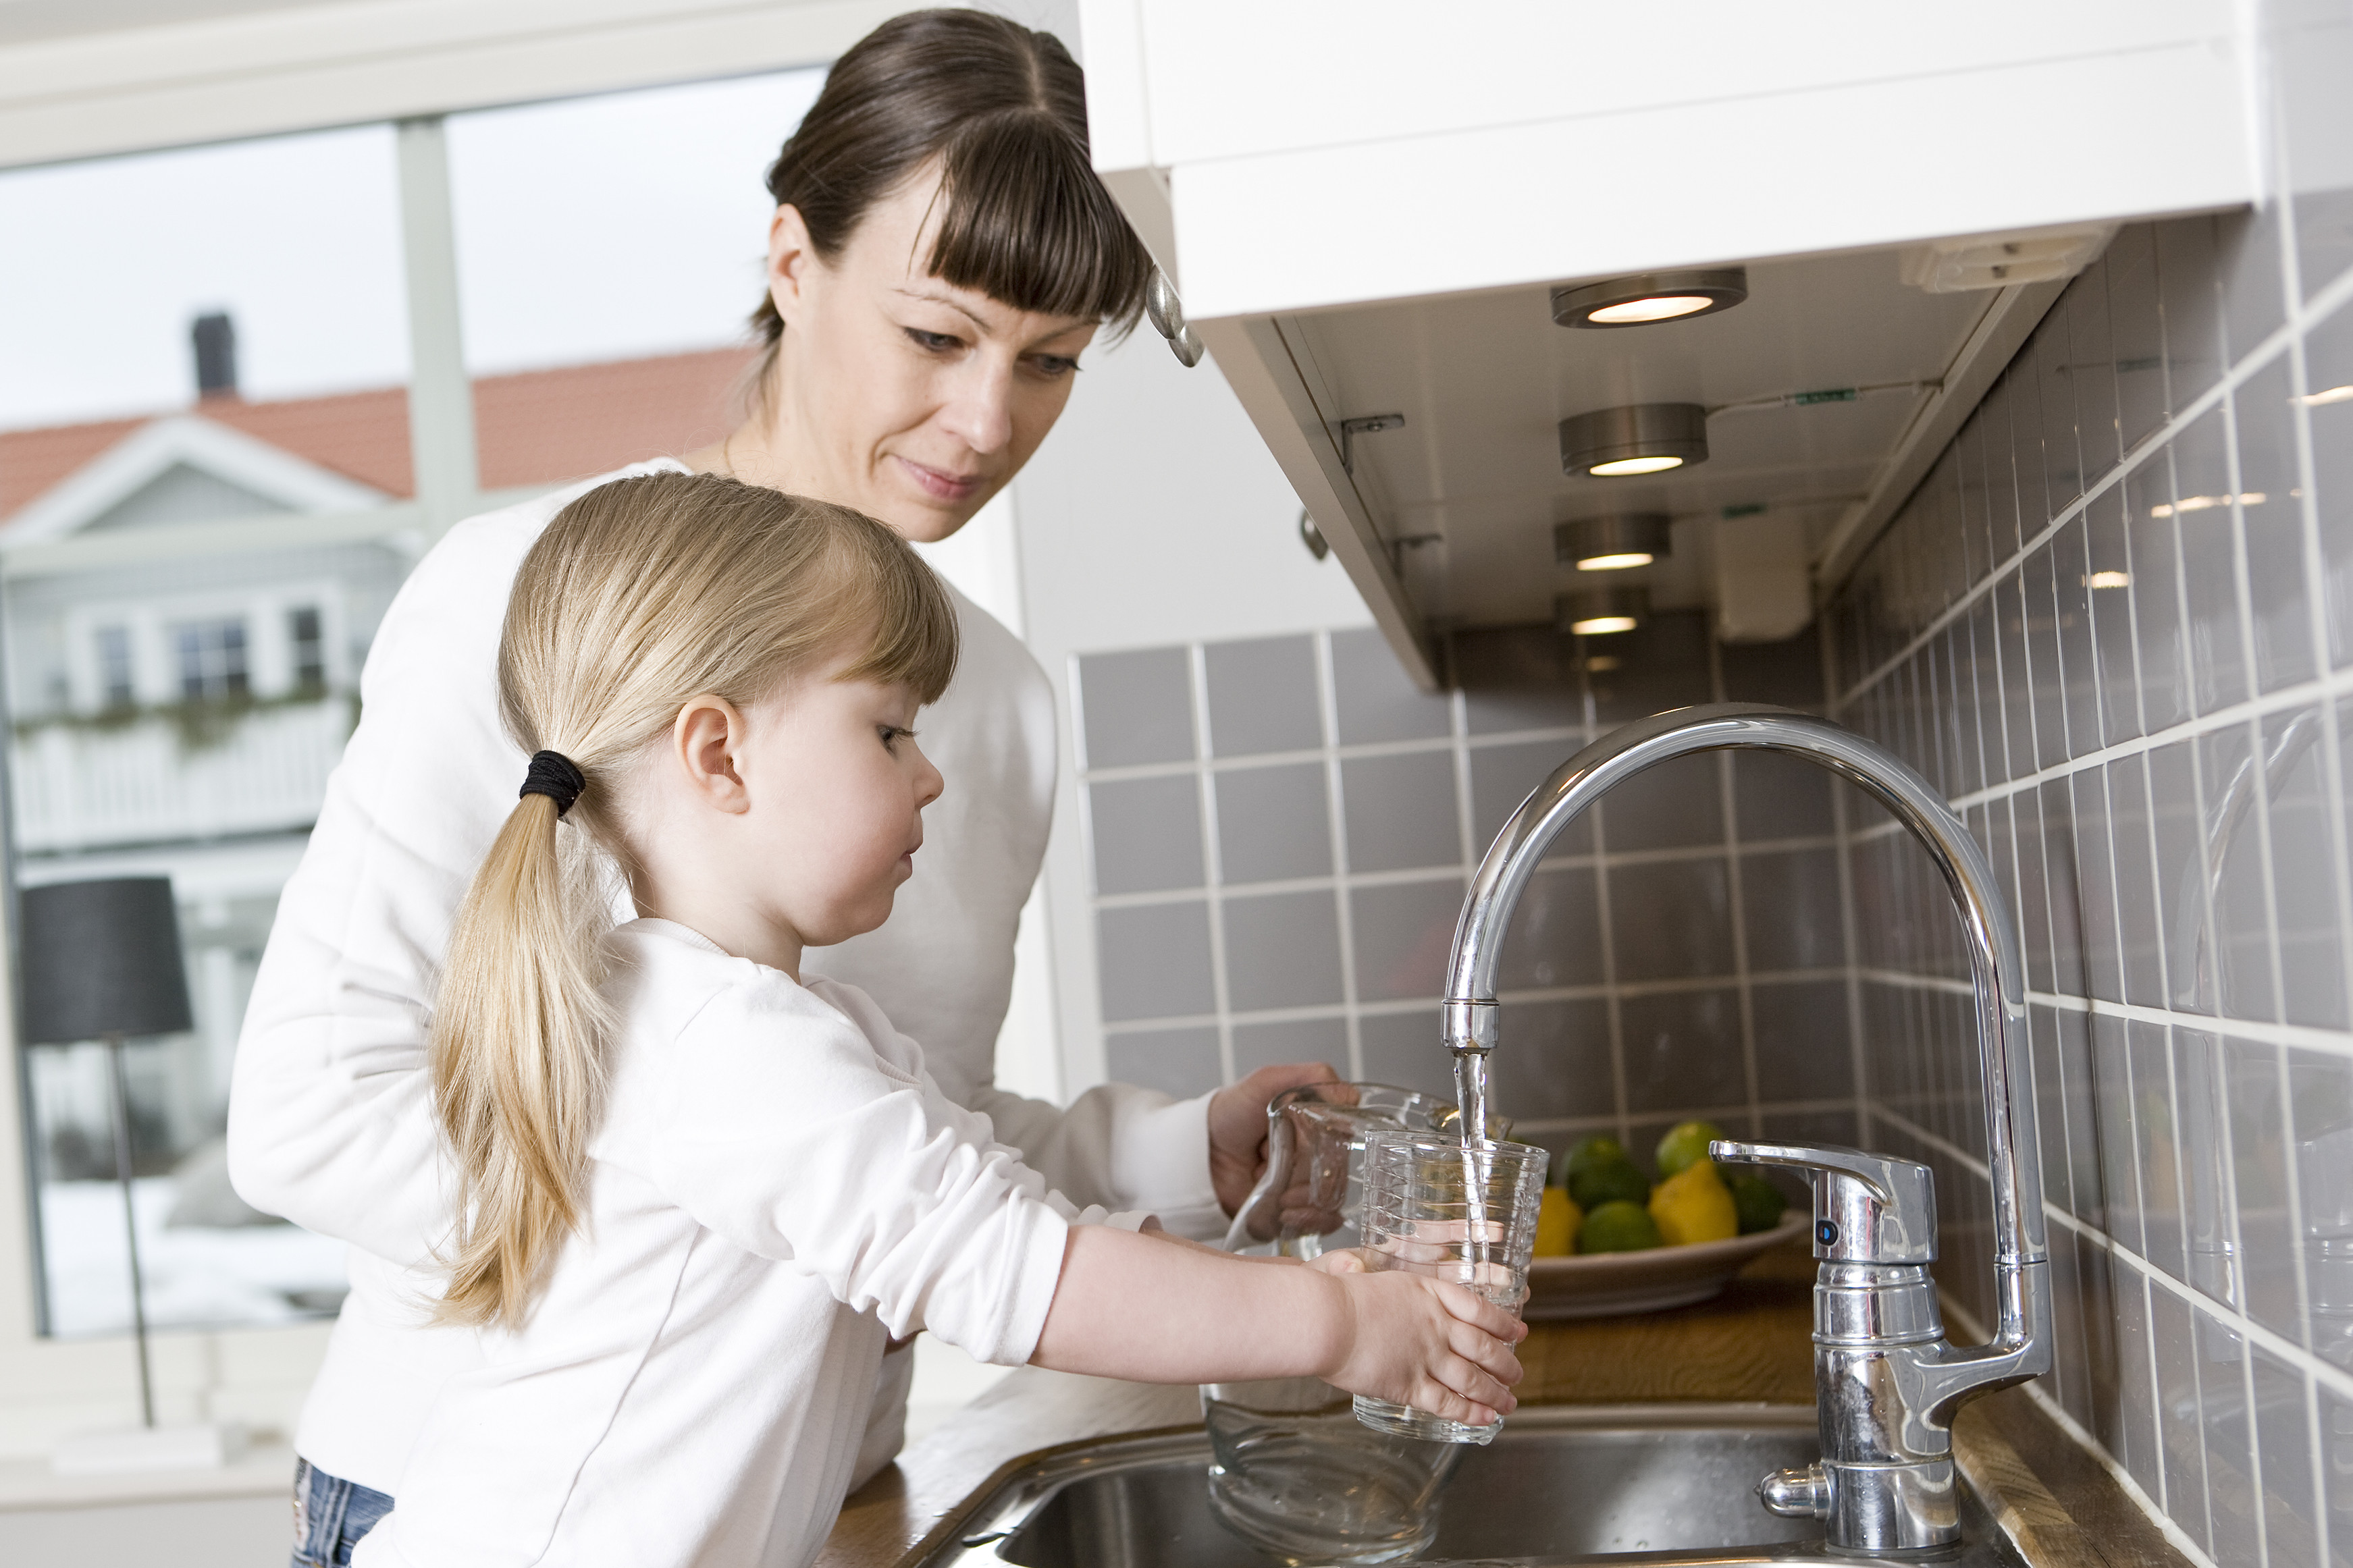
top-left (520, 750), bottom-right (587, 817)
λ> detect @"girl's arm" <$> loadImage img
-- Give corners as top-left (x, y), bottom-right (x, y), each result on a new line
top-left (1032, 1225), bottom-right (1526, 1428)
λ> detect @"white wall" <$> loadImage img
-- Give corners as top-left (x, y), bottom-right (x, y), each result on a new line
top-left (1009, 322), bottom-right (1371, 1100)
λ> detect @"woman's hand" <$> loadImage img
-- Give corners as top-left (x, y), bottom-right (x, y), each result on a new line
top-left (1315, 1268), bottom-right (1526, 1429)
top-left (1205, 1061), bottom-right (1342, 1216)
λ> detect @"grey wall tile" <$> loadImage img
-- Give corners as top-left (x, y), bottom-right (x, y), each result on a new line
top-left (2227, 1037), bottom-right (2302, 1343)
top-left (1968, 598), bottom-right (2011, 784)
top-left (1718, 626), bottom-right (1824, 709)
top-left (1331, 626), bottom-right (1451, 743)
top-left (1096, 900), bottom-right (1215, 1022)
top-left (2236, 361), bottom-right (2321, 692)
top-left (2036, 306), bottom-right (2085, 508)
top-left (1341, 750), bottom-right (1461, 872)
top-left (1221, 889), bottom-right (1344, 1012)
top-left (2026, 543), bottom-right (2071, 769)
top-left (2084, 487), bottom-right (2141, 745)
top-left (1732, 751), bottom-right (1837, 843)
top-left (1619, 985), bottom-right (1746, 1114)
top-left (2041, 780), bottom-right (2088, 997)
top-left (2114, 1269), bottom-right (2164, 1504)
top-left (2198, 723), bottom-right (2280, 1024)
top-left (1741, 847), bottom-right (1846, 973)
top-left (2146, 737), bottom-right (2207, 1010)
top-left (1589, 610), bottom-right (1714, 723)
top-left (2217, 205), bottom-right (2288, 366)
top-left (2193, 1301), bottom-right (2257, 1568)
top-left (1350, 877), bottom-right (1465, 1002)
top-left (2172, 407), bottom-right (2250, 716)
top-left (2263, 707), bottom-right (2348, 1029)
top-left (2320, 1379), bottom-right (2353, 1568)
top-left (2248, 1347), bottom-right (2320, 1568)
top-left (2281, 8), bottom-right (2353, 302)
top-left (2111, 759), bottom-right (2169, 1007)
top-left (1105, 1025), bottom-right (1221, 1100)
top-left (1215, 763), bottom-right (1333, 885)
top-left (2093, 1015), bottom-right (2144, 1257)
top-left (1087, 775), bottom-right (1203, 895)
top-left (1749, 978), bottom-right (1853, 1103)
top-left (1079, 645), bottom-right (1195, 769)
top-left (1455, 624), bottom-right (1587, 734)
top-left (2132, 1021), bottom-right (2190, 1278)
top-left (2158, 217), bottom-right (2227, 409)
top-left (1600, 753), bottom-right (1723, 852)
top-left (1356, 1008), bottom-right (1453, 1100)
top-left (1610, 857), bottom-right (1734, 981)
top-left (1203, 634), bottom-right (1321, 757)
top-left (1996, 361), bottom-right (2040, 554)
top-left (1488, 998), bottom-right (1612, 1122)
top-left (2055, 517), bottom-right (2101, 757)
top-left (2313, 307), bottom-right (2353, 673)
top-left (1998, 573), bottom-right (2041, 770)
top-left (1494, 867), bottom-right (1604, 991)
top-left (2069, 252), bottom-right (2124, 488)
top-left (1231, 1015), bottom-right (1347, 1078)
top-left (2073, 769), bottom-right (2125, 1002)
top-left (1471, 738), bottom-right (1595, 854)
top-left (2127, 457), bottom-right (2192, 732)
top-left (2110, 224), bottom-right (2170, 453)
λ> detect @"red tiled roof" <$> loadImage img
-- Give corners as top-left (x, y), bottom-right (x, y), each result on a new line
top-left (0, 345), bottom-right (759, 523)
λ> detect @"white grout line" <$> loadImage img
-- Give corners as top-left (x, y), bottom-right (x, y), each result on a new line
top-left (1186, 644), bottom-right (1236, 1087)
top-left (1853, 967), bottom-right (2353, 1060)
top-left (1315, 630), bottom-right (1367, 1083)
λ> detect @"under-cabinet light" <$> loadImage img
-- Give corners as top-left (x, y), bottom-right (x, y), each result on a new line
top-left (1556, 513), bottom-right (1672, 571)
top-left (2085, 570), bottom-right (2131, 589)
top-left (2300, 384), bottom-right (2353, 406)
top-left (1552, 269), bottom-right (1747, 329)
top-left (1560, 404), bottom-right (1709, 479)
top-left (1558, 585), bottom-right (1647, 637)
top-left (2152, 492), bottom-right (2265, 518)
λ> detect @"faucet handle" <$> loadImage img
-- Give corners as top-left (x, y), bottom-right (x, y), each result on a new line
top-left (1711, 1139), bottom-right (1937, 1265)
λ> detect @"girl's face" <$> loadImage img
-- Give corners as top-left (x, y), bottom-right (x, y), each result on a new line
top-left (639, 655), bottom-right (945, 973)
top-left (760, 173), bottom-right (1102, 543)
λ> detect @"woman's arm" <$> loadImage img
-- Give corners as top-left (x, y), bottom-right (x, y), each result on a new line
top-left (1032, 1226), bottom-right (1525, 1428)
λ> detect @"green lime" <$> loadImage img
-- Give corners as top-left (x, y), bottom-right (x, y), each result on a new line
top-left (1654, 1120), bottom-right (1727, 1179)
top-left (1564, 1134), bottom-right (1627, 1185)
top-left (1568, 1156), bottom-right (1650, 1212)
top-left (1578, 1199), bottom-right (1662, 1253)
top-left (1728, 1171), bottom-right (1789, 1235)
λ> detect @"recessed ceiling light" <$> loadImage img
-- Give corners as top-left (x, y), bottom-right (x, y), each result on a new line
top-left (1558, 585), bottom-right (1647, 637)
top-left (2085, 570), bottom-right (2131, 589)
top-left (1552, 269), bottom-right (1748, 329)
top-left (1556, 513), bottom-right (1673, 571)
top-left (1560, 404), bottom-right (1709, 479)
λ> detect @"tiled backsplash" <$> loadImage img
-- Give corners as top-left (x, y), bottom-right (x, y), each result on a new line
top-left (1067, 16), bottom-right (2352, 1563)
top-left (1825, 159), bottom-right (2353, 1568)
top-left (1072, 616), bottom-right (1856, 1172)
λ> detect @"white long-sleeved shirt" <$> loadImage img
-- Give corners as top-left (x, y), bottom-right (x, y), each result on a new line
top-left (352, 919), bottom-right (1112, 1568)
top-left (228, 462), bottom-right (1221, 1494)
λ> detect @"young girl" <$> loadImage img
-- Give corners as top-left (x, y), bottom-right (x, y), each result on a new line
top-left (348, 472), bottom-right (1521, 1567)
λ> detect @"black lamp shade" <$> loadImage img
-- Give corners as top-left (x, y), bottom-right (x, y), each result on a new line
top-left (18, 878), bottom-right (194, 1046)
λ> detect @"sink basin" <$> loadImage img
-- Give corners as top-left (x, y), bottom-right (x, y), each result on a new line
top-left (923, 1405), bottom-right (2021, 1568)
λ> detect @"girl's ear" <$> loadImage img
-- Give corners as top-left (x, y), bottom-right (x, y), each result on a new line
top-left (766, 204), bottom-right (816, 333)
top-left (672, 695), bottom-right (751, 814)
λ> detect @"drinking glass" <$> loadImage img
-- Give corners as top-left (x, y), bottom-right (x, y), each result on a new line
top-left (1350, 1130), bottom-right (1547, 1446)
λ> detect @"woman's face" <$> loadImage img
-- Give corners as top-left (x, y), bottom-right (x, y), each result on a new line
top-left (762, 172), bottom-right (1103, 543)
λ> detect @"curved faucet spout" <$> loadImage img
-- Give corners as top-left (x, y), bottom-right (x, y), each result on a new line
top-left (1441, 703), bottom-right (2051, 1515)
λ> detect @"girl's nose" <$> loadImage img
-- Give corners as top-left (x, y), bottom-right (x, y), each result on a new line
top-left (914, 745), bottom-right (945, 809)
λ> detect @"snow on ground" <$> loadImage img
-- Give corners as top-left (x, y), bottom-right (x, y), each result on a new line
top-left (39, 1178), bottom-right (348, 1336)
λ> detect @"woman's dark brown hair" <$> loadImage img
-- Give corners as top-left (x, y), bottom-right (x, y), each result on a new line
top-left (749, 9), bottom-right (1153, 373)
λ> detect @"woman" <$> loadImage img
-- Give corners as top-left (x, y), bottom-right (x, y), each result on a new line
top-left (227, 13), bottom-right (1333, 1563)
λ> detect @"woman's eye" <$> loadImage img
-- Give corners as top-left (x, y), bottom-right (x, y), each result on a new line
top-left (905, 328), bottom-right (961, 354)
top-left (1030, 354), bottom-right (1080, 379)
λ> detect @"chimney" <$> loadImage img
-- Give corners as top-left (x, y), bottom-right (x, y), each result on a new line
top-left (192, 312), bottom-right (237, 400)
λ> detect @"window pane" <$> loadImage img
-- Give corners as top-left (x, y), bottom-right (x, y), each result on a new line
top-left (1, 126), bottom-right (420, 1336)
top-left (448, 68), bottom-right (825, 491)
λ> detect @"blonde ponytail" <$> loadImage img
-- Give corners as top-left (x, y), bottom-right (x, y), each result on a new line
top-left (429, 472), bottom-right (957, 1326)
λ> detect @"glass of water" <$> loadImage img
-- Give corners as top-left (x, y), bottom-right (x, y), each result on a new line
top-left (1350, 1129), bottom-right (1547, 1446)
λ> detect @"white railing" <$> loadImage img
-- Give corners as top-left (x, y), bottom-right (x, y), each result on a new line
top-left (10, 697), bottom-right (351, 853)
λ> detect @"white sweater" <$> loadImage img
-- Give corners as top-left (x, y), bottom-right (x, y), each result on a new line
top-left (228, 463), bottom-right (1221, 1493)
top-left (351, 919), bottom-right (1109, 1568)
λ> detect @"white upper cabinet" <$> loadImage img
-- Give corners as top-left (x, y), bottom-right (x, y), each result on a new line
top-left (1083, 1), bottom-right (2261, 685)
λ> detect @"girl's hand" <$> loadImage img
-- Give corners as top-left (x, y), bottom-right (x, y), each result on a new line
top-left (1316, 1270), bottom-right (1526, 1428)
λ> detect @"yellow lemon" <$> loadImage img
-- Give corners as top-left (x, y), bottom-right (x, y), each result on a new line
top-left (1648, 1158), bottom-right (1739, 1246)
top-left (1533, 1185), bottom-right (1581, 1257)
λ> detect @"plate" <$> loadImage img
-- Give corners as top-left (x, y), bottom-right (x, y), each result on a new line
top-left (1523, 1212), bottom-right (1812, 1319)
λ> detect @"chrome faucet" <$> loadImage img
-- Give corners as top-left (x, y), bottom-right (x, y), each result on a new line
top-left (1442, 703), bottom-right (2052, 1555)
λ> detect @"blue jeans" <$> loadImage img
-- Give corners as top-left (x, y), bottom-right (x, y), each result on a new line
top-left (291, 1456), bottom-right (393, 1567)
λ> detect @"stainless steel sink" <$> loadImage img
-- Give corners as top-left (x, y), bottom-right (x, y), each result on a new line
top-left (923, 1406), bottom-right (2022, 1568)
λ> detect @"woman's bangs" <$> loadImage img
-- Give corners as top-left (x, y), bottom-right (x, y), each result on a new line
top-left (925, 111), bottom-right (1152, 333)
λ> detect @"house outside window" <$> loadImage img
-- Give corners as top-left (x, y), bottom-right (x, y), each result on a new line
top-left (94, 624), bottom-right (134, 709)
top-left (289, 605), bottom-right (325, 691)
top-left (173, 616), bottom-right (248, 701)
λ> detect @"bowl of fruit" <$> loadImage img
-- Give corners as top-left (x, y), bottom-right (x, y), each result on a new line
top-left (1523, 1120), bottom-right (1810, 1319)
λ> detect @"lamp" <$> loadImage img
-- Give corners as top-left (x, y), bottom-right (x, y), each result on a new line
top-left (1558, 585), bottom-right (1648, 637)
top-left (1551, 268), bottom-right (1747, 328)
top-left (18, 878), bottom-right (230, 1472)
top-left (1560, 404), bottom-right (1710, 477)
top-left (1556, 513), bottom-right (1673, 572)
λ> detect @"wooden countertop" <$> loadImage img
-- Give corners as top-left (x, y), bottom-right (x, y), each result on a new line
top-left (818, 1242), bottom-right (2186, 1568)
